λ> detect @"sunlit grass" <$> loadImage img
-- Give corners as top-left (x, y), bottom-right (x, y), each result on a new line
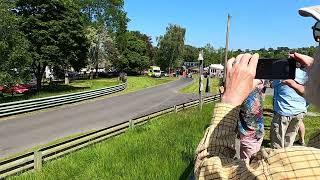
top-left (11, 103), bottom-right (213, 180)
top-left (124, 76), bottom-right (177, 93)
top-left (180, 75), bottom-right (219, 94)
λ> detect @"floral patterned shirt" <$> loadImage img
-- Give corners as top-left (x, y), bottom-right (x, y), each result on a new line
top-left (238, 87), bottom-right (264, 139)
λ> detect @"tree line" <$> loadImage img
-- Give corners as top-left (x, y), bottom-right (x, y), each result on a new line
top-left (0, 0), bottom-right (317, 91)
top-left (0, 0), bottom-right (188, 90)
top-left (181, 44), bottom-right (317, 67)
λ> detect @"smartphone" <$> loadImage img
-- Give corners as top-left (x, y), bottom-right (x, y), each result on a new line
top-left (255, 58), bottom-right (296, 79)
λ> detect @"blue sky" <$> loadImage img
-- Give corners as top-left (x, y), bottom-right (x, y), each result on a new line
top-left (124, 0), bottom-right (320, 50)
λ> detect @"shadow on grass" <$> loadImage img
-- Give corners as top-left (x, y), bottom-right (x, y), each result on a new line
top-left (179, 161), bottom-right (194, 180)
top-left (180, 138), bottom-right (197, 180)
top-left (41, 84), bottom-right (89, 93)
top-left (0, 85), bottom-right (89, 104)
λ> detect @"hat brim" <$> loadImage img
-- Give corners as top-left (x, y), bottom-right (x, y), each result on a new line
top-left (299, 6), bottom-right (320, 21)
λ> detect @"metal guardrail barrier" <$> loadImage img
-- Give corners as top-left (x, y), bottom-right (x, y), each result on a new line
top-left (0, 94), bottom-right (221, 179)
top-left (0, 83), bottom-right (127, 118)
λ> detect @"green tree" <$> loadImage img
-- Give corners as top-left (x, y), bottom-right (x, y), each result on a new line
top-left (0, 0), bottom-right (31, 86)
top-left (156, 24), bottom-right (186, 72)
top-left (86, 26), bottom-right (119, 76)
top-left (115, 31), bottom-right (151, 72)
top-left (202, 44), bottom-right (222, 66)
top-left (182, 45), bottom-right (198, 62)
top-left (131, 31), bottom-right (155, 63)
top-left (79, 0), bottom-right (129, 52)
top-left (16, 0), bottom-right (89, 90)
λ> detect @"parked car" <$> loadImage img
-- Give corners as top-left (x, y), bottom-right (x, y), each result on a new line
top-left (0, 84), bottom-right (30, 96)
top-left (161, 71), bottom-right (169, 77)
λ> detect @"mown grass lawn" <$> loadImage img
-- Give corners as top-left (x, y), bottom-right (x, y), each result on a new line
top-left (11, 103), bottom-right (213, 180)
top-left (124, 76), bottom-right (177, 93)
top-left (180, 76), bottom-right (220, 94)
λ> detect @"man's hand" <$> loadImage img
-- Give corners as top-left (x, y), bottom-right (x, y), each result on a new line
top-left (221, 53), bottom-right (259, 106)
top-left (290, 52), bottom-right (314, 69)
top-left (281, 52), bottom-right (312, 96)
top-left (282, 79), bottom-right (305, 96)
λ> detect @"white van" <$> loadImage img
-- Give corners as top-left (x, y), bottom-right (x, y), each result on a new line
top-left (148, 66), bottom-right (161, 78)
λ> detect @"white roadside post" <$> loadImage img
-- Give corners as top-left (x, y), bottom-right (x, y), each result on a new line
top-left (34, 150), bottom-right (42, 171)
top-left (198, 50), bottom-right (204, 110)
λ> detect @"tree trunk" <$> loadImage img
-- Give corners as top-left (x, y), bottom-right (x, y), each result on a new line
top-left (36, 74), bottom-right (42, 91)
top-left (95, 64), bottom-right (99, 79)
top-left (34, 64), bottom-right (46, 92)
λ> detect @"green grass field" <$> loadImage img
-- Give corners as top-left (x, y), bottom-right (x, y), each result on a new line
top-left (124, 76), bottom-right (177, 93)
top-left (11, 103), bottom-right (213, 180)
top-left (0, 76), bottom-right (176, 104)
top-left (180, 76), bottom-right (220, 94)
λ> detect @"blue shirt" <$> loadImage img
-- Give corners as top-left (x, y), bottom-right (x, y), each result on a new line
top-left (273, 68), bottom-right (308, 116)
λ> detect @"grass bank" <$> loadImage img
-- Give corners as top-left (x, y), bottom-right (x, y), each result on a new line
top-left (0, 76), bottom-right (176, 104)
top-left (0, 78), bottom-right (120, 104)
top-left (180, 76), bottom-right (220, 94)
top-left (11, 103), bottom-right (213, 180)
top-left (124, 76), bottom-right (177, 93)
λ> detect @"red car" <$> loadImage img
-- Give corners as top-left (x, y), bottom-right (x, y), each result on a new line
top-left (0, 84), bottom-right (30, 95)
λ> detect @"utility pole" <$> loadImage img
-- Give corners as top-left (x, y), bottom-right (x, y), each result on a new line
top-left (198, 50), bottom-right (204, 110)
top-left (223, 14), bottom-right (231, 83)
top-left (206, 65), bottom-right (211, 93)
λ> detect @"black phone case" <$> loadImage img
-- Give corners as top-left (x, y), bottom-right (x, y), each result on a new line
top-left (255, 58), bottom-right (296, 80)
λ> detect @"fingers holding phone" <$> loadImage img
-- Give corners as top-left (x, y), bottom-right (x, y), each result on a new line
top-left (289, 52), bottom-right (314, 69)
top-left (222, 53), bottom-right (259, 106)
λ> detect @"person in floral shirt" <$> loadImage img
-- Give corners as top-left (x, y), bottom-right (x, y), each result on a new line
top-left (238, 81), bottom-right (264, 160)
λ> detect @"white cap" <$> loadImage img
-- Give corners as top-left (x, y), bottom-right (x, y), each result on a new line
top-left (299, 5), bottom-right (320, 21)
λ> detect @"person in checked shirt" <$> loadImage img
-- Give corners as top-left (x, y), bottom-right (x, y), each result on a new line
top-left (194, 5), bottom-right (320, 179)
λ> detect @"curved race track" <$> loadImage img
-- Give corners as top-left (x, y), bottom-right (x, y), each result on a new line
top-left (0, 78), bottom-right (201, 158)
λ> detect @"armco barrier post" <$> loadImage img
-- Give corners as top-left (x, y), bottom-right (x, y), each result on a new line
top-left (174, 105), bottom-right (178, 113)
top-left (34, 151), bottom-right (42, 171)
top-left (129, 119), bottom-right (134, 129)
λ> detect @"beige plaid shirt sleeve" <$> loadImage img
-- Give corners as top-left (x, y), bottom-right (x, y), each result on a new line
top-left (194, 103), bottom-right (320, 180)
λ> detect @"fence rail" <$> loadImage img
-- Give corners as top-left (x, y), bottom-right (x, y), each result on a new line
top-left (0, 83), bottom-right (127, 118)
top-left (0, 94), bottom-right (221, 179)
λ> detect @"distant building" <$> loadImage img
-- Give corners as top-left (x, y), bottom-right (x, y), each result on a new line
top-left (184, 61), bottom-right (199, 68)
top-left (208, 64), bottom-right (224, 78)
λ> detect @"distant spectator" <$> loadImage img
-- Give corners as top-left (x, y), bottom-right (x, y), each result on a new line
top-left (271, 67), bottom-right (308, 149)
top-left (119, 72), bottom-right (127, 83)
top-left (238, 80), bottom-right (264, 160)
